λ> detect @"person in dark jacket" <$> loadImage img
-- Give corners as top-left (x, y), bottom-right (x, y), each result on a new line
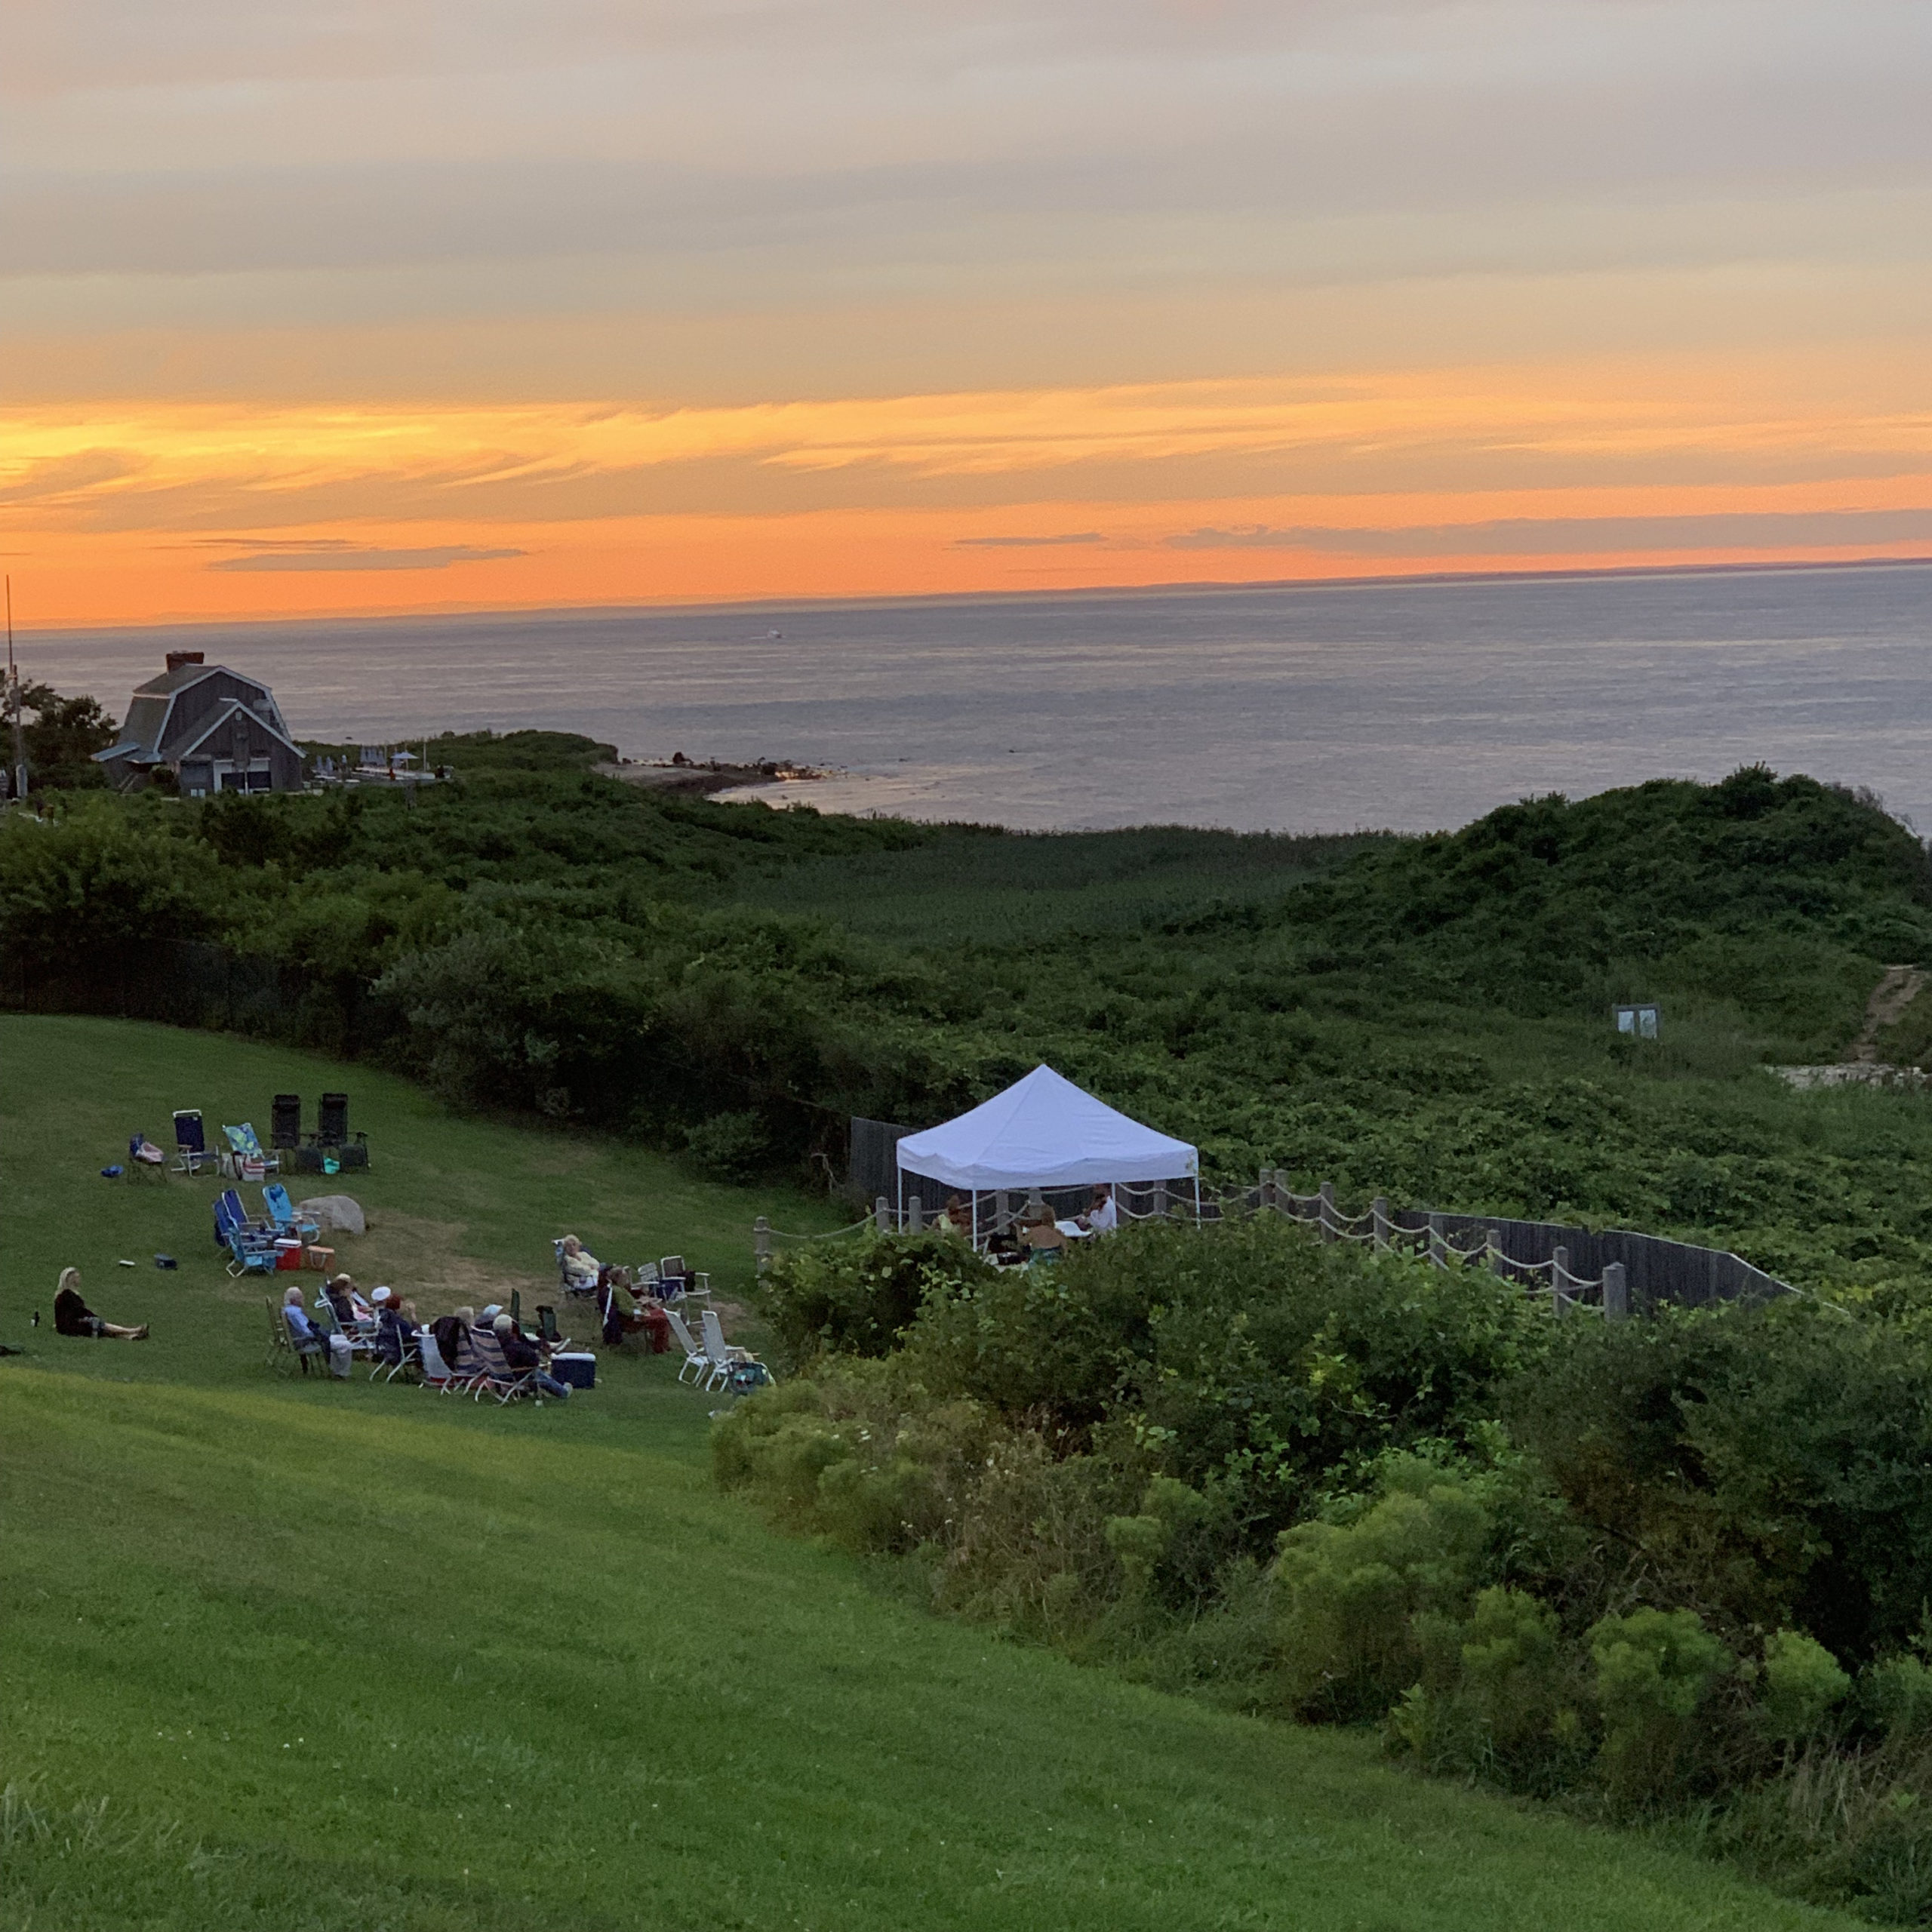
top-left (598, 1274), bottom-right (670, 1352)
top-left (53, 1268), bottom-right (147, 1340)
top-left (492, 1313), bottom-right (571, 1399)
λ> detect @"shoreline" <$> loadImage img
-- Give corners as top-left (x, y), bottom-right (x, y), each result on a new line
top-left (595, 756), bottom-right (832, 800)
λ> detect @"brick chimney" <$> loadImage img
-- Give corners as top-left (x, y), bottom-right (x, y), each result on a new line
top-left (165, 651), bottom-right (205, 675)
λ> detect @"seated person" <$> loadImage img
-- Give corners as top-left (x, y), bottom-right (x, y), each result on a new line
top-left (1078, 1186), bottom-right (1118, 1234)
top-left (557, 1235), bottom-right (602, 1292)
top-left (492, 1314), bottom-right (571, 1399)
top-left (372, 1288), bottom-right (418, 1357)
top-left (935, 1194), bottom-right (973, 1238)
top-left (430, 1309), bottom-right (472, 1372)
top-left (323, 1273), bottom-right (374, 1328)
top-left (598, 1272), bottom-right (671, 1353)
top-left (1020, 1203), bottom-right (1064, 1254)
top-left (283, 1284), bottom-right (349, 1377)
top-left (983, 1226), bottom-right (1023, 1266)
top-left (53, 1268), bottom-right (148, 1340)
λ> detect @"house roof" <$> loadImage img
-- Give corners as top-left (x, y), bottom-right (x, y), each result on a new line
top-left (171, 697), bottom-right (303, 762)
top-left (97, 664), bottom-right (294, 763)
top-left (131, 662), bottom-right (269, 700)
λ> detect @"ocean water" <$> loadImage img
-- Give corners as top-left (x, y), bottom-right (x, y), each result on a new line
top-left (29, 562), bottom-right (1932, 835)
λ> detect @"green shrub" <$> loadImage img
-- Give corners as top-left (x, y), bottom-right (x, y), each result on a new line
top-left (1395, 1586), bottom-right (1586, 1790)
top-left (1589, 1607), bottom-right (1736, 1804)
top-left (1269, 1460), bottom-right (1492, 1722)
top-left (1757, 1629), bottom-right (1851, 1747)
top-left (710, 1357), bottom-right (993, 1557)
top-left (1863, 1656), bottom-right (1932, 1741)
top-left (1514, 1303), bottom-right (1932, 1667)
top-left (683, 1109), bottom-right (771, 1181)
top-left (763, 1232), bottom-right (996, 1370)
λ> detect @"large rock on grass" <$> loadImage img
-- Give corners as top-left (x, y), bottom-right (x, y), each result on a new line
top-left (294, 1194), bottom-right (366, 1237)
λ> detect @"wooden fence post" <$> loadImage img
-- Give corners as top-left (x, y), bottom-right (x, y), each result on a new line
top-left (1552, 1244), bottom-right (1569, 1315)
top-left (1487, 1229), bottom-right (1506, 1277)
top-left (1152, 1180), bottom-right (1169, 1220)
top-left (995, 1190), bottom-right (1011, 1233)
top-left (1604, 1261), bottom-right (1629, 1320)
top-left (875, 1195), bottom-right (891, 1234)
top-left (1259, 1167), bottom-right (1273, 1214)
top-left (1372, 1195), bottom-right (1389, 1251)
top-left (753, 1216), bottom-right (771, 1274)
top-left (1427, 1211), bottom-right (1444, 1267)
top-left (1318, 1180), bottom-right (1337, 1242)
top-left (907, 1195), bottom-right (924, 1233)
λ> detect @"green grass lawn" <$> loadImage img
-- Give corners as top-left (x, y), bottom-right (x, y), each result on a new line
top-left (0, 1016), bottom-right (1864, 1930)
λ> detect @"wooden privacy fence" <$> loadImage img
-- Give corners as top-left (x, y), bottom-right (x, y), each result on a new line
top-left (759, 1163), bottom-right (1791, 1319)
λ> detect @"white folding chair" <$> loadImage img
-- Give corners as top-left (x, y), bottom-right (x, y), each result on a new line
top-left (700, 1309), bottom-right (753, 1392)
top-left (665, 1309), bottom-right (709, 1386)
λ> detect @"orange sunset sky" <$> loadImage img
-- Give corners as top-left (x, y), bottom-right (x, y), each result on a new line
top-left (5, 0), bottom-right (1930, 628)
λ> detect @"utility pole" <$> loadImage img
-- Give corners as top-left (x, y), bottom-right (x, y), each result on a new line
top-left (5, 576), bottom-right (24, 804)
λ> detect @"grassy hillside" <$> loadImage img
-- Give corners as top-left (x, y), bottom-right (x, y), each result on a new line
top-left (0, 1017), bottom-right (1862, 1932)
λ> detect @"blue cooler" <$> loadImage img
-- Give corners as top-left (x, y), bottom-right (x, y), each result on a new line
top-left (553, 1352), bottom-right (596, 1389)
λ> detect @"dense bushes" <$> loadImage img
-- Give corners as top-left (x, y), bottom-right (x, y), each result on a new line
top-left (721, 1220), bottom-right (1932, 1920)
top-left (9, 755), bottom-right (1932, 1293)
top-left (11, 755), bottom-right (1932, 1333)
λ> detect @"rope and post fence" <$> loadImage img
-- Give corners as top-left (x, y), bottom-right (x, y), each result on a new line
top-left (767, 1142), bottom-right (1784, 1318)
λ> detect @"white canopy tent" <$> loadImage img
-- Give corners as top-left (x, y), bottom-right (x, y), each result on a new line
top-left (894, 1065), bottom-right (1198, 1235)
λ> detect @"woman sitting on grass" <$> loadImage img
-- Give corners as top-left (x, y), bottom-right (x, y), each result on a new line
top-left (53, 1268), bottom-right (147, 1340)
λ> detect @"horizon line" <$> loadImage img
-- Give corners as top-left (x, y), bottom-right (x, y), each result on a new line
top-left (23, 551), bottom-right (1932, 641)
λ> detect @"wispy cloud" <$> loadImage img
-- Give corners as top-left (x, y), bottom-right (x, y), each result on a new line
top-left (208, 543), bottom-right (525, 572)
top-left (1168, 510), bottom-right (1932, 554)
top-left (953, 531), bottom-right (1106, 548)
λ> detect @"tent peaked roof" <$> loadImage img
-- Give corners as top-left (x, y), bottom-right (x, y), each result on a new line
top-left (894, 1064), bottom-right (1198, 1192)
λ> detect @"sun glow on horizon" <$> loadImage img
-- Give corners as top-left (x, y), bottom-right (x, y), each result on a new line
top-left (5, 0), bottom-right (1929, 629)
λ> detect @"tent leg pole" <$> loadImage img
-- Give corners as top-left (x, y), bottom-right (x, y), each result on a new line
top-left (897, 1171), bottom-right (903, 1235)
top-left (1193, 1177), bottom-right (1201, 1224)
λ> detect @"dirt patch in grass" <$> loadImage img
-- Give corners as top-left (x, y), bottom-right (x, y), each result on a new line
top-left (330, 1211), bottom-right (549, 1318)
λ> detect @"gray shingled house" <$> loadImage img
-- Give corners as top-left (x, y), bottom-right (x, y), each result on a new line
top-left (94, 651), bottom-right (305, 795)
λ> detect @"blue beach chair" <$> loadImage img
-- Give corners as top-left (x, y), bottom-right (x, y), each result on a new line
top-left (263, 1183), bottom-right (319, 1244)
top-left (216, 1188), bottom-right (278, 1277)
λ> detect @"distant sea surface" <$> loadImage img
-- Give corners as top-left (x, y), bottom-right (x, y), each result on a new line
top-left (32, 563), bottom-right (1932, 835)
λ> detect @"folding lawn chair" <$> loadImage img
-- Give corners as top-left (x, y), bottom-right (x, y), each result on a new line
top-left (270, 1093), bottom-right (302, 1152)
top-left (312, 1092), bottom-right (368, 1168)
top-left (665, 1309), bottom-right (710, 1386)
top-left (555, 1239), bottom-right (595, 1300)
top-left (315, 1291), bottom-right (376, 1358)
top-left (268, 1297), bottom-right (328, 1377)
top-left (173, 1109), bottom-right (220, 1176)
top-left (128, 1132), bottom-right (167, 1177)
top-left (435, 1324), bottom-right (491, 1396)
top-left (222, 1122), bottom-right (278, 1180)
top-left (466, 1329), bottom-right (536, 1405)
top-left (535, 1304), bottom-right (571, 1353)
top-left (219, 1189), bottom-right (279, 1276)
top-left (369, 1310), bottom-right (420, 1384)
top-left (698, 1309), bottom-right (764, 1393)
top-left (417, 1328), bottom-right (454, 1390)
top-left (263, 1183), bottom-right (320, 1244)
